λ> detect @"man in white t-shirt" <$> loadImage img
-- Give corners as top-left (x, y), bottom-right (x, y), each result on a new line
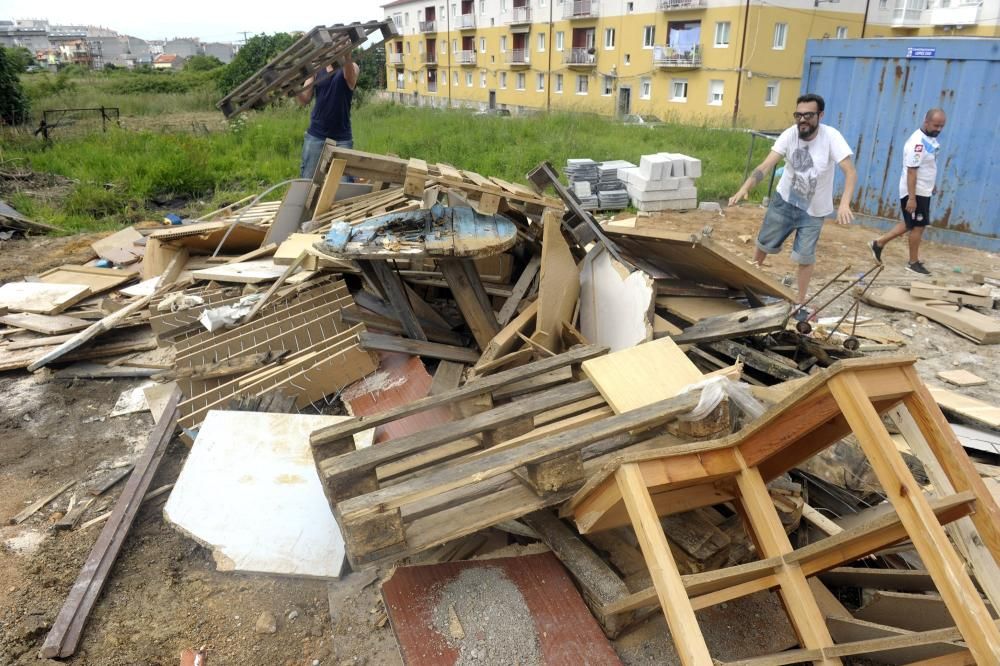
top-left (869, 109), bottom-right (946, 276)
top-left (729, 93), bottom-right (857, 312)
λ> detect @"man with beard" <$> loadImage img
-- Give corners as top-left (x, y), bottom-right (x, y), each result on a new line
top-left (869, 109), bottom-right (947, 275)
top-left (729, 93), bottom-right (857, 314)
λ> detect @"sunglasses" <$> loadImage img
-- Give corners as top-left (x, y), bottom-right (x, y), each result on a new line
top-left (793, 112), bottom-right (818, 121)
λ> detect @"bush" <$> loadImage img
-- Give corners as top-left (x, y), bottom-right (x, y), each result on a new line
top-left (218, 32), bottom-right (296, 95)
top-left (185, 54), bottom-right (225, 72)
top-left (0, 47), bottom-right (31, 125)
top-left (5, 46), bottom-right (34, 72)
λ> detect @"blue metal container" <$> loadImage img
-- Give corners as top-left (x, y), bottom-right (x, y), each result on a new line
top-left (801, 38), bottom-right (1000, 251)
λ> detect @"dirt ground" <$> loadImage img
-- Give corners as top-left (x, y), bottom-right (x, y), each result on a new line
top-left (1, 204), bottom-right (999, 665)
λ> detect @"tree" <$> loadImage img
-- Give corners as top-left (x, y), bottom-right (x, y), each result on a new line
top-left (185, 54), bottom-right (224, 72)
top-left (0, 47), bottom-right (31, 125)
top-left (5, 46), bottom-right (34, 72)
top-left (217, 32), bottom-right (296, 95)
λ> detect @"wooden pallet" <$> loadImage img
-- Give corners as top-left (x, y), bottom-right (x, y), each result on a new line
top-left (217, 21), bottom-right (398, 118)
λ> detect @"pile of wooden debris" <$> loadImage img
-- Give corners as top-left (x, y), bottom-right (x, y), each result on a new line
top-left (3, 144), bottom-right (1000, 664)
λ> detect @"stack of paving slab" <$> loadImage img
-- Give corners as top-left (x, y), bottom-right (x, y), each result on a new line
top-left (596, 160), bottom-right (633, 210)
top-left (566, 159), bottom-right (600, 210)
top-left (618, 152), bottom-right (701, 212)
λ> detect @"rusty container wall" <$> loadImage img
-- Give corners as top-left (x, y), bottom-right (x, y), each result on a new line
top-left (801, 38), bottom-right (1000, 251)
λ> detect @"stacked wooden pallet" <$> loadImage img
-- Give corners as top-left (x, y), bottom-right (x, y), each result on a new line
top-left (217, 21), bottom-right (398, 118)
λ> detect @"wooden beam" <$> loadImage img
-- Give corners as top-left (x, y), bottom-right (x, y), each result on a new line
top-left (670, 302), bottom-right (792, 345)
top-left (40, 389), bottom-right (181, 658)
top-left (828, 372), bottom-right (1000, 663)
top-left (357, 331), bottom-right (481, 364)
top-left (616, 463), bottom-right (713, 666)
top-left (497, 253), bottom-right (541, 326)
top-left (365, 260), bottom-right (427, 341)
top-left (438, 258), bottom-right (500, 349)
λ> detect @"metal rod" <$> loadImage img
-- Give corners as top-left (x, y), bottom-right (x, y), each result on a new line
top-left (811, 263), bottom-right (882, 317)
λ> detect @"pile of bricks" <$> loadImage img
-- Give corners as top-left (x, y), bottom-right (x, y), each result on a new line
top-left (618, 152), bottom-right (701, 212)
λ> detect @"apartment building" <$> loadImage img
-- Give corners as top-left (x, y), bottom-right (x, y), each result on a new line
top-left (381, 0), bottom-right (999, 128)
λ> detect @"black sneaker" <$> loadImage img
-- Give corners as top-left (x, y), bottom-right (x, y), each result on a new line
top-left (869, 240), bottom-right (883, 264)
top-left (906, 260), bottom-right (931, 276)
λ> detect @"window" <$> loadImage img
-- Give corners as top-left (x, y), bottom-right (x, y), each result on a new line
top-left (406, 42), bottom-right (411, 53)
top-left (765, 81), bottom-right (779, 106)
top-left (836, 26), bottom-right (848, 38)
top-left (516, 72), bottom-right (525, 90)
top-left (602, 75), bottom-right (613, 96)
top-left (670, 78), bottom-right (688, 102)
top-left (556, 31), bottom-right (564, 51)
top-left (393, 13), bottom-right (403, 29)
top-left (640, 77), bottom-right (651, 100)
top-left (537, 73), bottom-right (545, 91)
top-left (501, 0), bottom-right (507, 11)
top-left (538, 33), bottom-right (546, 51)
top-left (418, 42), bottom-right (424, 53)
top-left (773, 23), bottom-right (788, 50)
top-left (714, 21), bottom-right (730, 47)
top-left (576, 74), bottom-right (588, 94)
top-left (643, 26), bottom-right (655, 48)
top-left (555, 73), bottom-right (563, 93)
top-left (500, 71), bottom-right (507, 88)
top-left (878, 0), bottom-right (887, 7)
top-left (405, 13), bottom-right (410, 25)
top-left (604, 28), bottom-right (616, 49)
top-left (627, 1), bottom-right (635, 11)
top-left (396, 71), bottom-right (405, 88)
top-left (467, 72), bottom-right (473, 86)
top-left (480, 0), bottom-right (486, 14)
top-left (454, 71), bottom-right (460, 85)
top-left (480, 71), bottom-right (487, 87)
top-left (500, 35), bottom-right (507, 51)
top-left (708, 79), bottom-right (724, 105)
top-left (480, 37), bottom-right (486, 52)
top-left (442, 41), bottom-right (448, 54)
top-left (625, 53), bottom-right (630, 65)
top-left (452, 39), bottom-right (457, 52)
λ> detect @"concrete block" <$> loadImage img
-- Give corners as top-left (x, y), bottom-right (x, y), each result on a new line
top-left (699, 201), bottom-right (723, 212)
top-left (628, 185), bottom-right (698, 203)
top-left (617, 167), bottom-right (640, 185)
top-left (634, 198), bottom-right (699, 212)
top-left (573, 180), bottom-right (592, 197)
top-left (639, 154), bottom-right (670, 181)
top-left (676, 177), bottom-right (696, 189)
top-left (682, 157), bottom-right (702, 178)
top-left (626, 175), bottom-right (680, 194)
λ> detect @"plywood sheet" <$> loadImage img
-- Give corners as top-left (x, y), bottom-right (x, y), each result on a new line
top-left (37, 265), bottom-right (133, 296)
top-left (929, 386), bottom-right (1000, 428)
top-left (534, 211), bottom-right (579, 353)
top-left (602, 221), bottom-right (796, 301)
top-left (190, 258), bottom-right (288, 284)
top-left (582, 337), bottom-right (703, 414)
top-left (0, 282), bottom-right (90, 315)
top-left (91, 226), bottom-right (144, 265)
top-left (866, 286), bottom-right (1000, 344)
top-left (0, 312), bottom-right (90, 335)
top-left (936, 370), bottom-right (987, 387)
top-left (164, 410), bottom-right (368, 579)
top-left (381, 553), bottom-right (622, 666)
top-left (579, 246), bottom-right (654, 352)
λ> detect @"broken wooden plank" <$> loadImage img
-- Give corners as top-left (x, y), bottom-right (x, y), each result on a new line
top-left (928, 386), bottom-right (1000, 428)
top-left (497, 254), bottom-right (541, 326)
top-left (358, 331), bottom-right (480, 364)
top-left (41, 388), bottom-right (181, 659)
top-left (670, 302), bottom-right (792, 345)
top-left (936, 370), bottom-right (987, 387)
top-left (534, 209), bottom-right (579, 354)
top-left (865, 286), bottom-right (1000, 344)
top-left (0, 312), bottom-right (90, 335)
top-left (26, 296), bottom-right (153, 372)
top-left (0, 281), bottom-right (90, 316)
top-left (9, 480), bottom-right (75, 525)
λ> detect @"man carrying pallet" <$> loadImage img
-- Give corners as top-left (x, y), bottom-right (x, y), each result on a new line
top-left (869, 108), bottom-right (947, 276)
top-left (297, 51), bottom-right (360, 179)
top-left (728, 93), bottom-right (857, 315)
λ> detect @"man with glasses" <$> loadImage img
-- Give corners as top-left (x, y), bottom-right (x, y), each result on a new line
top-left (869, 109), bottom-right (947, 275)
top-left (729, 93), bottom-right (857, 315)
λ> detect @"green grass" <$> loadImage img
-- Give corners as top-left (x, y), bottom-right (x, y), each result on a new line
top-left (3, 91), bottom-right (773, 234)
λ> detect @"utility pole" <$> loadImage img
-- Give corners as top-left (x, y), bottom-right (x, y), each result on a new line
top-left (238, 31), bottom-right (251, 44)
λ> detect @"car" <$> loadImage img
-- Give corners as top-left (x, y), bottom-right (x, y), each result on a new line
top-left (474, 108), bottom-right (512, 117)
top-left (25, 65), bottom-right (43, 73)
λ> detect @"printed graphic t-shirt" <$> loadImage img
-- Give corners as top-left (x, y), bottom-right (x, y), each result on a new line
top-left (898, 129), bottom-right (939, 199)
top-left (773, 124), bottom-right (854, 218)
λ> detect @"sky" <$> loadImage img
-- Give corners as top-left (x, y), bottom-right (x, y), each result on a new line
top-left (3, 0), bottom-right (391, 43)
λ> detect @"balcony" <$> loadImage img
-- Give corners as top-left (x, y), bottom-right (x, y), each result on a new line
top-left (506, 49), bottom-right (530, 66)
top-left (891, 0), bottom-right (926, 26)
top-left (653, 45), bottom-right (702, 69)
top-left (507, 5), bottom-right (532, 28)
top-left (456, 50), bottom-right (477, 65)
top-left (564, 47), bottom-right (596, 68)
top-left (389, 52), bottom-right (404, 66)
top-left (422, 52), bottom-right (438, 66)
top-left (457, 13), bottom-right (476, 29)
top-left (927, 2), bottom-right (980, 24)
top-left (564, 0), bottom-right (600, 19)
top-left (419, 20), bottom-right (437, 33)
top-left (658, 0), bottom-right (706, 9)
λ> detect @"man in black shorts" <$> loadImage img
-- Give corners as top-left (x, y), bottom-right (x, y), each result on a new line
top-left (869, 109), bottom-right (946, 275)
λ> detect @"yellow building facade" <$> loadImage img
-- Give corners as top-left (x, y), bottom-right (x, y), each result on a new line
top-left (382, 0), bottom-right (999, 129)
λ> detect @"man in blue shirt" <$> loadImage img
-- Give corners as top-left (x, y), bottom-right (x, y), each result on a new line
top-left (297, 50), bottom-right (360, 179)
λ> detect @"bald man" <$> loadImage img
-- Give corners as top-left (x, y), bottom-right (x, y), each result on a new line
top-left (869, 108), bottom-right (947, 275)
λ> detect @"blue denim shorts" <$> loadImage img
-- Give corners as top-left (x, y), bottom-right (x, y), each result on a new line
top-left (300, 132), bottom-right (354, 179)
top-left (756, 191), bottom-right (825, 265)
